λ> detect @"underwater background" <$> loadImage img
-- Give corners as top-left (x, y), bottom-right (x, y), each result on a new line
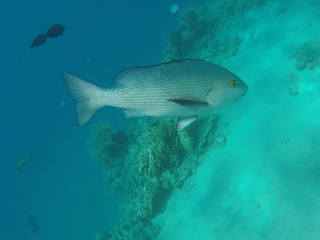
top-left (1, 0), bottom-right (320, 239)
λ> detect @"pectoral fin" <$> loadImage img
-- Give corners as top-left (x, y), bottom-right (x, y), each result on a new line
top-left (176, 116), bottom-right (197, 130)
top-left (168, 99), bottom-right (207, 110)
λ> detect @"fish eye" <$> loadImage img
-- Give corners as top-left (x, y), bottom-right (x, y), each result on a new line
top-left (230, 80), bottom-right (237, 87)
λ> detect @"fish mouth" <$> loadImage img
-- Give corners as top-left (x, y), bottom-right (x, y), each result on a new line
top-left (234, 96), bottom-right (240, 102)
top-left (234, 92), bottom-right (245, 102)
top-left (236, 85), bottom-right (248, 101)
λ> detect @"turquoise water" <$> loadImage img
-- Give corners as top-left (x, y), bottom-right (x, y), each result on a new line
top-left (0, 0), bottom-right (183, 239)
top-left (1, 0), bottom-right (320, 239)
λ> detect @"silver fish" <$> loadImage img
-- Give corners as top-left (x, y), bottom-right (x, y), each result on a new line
top-left (16, 154), bottom-right (32, 172)
top-left (63, 60), bottom-right (248, 130)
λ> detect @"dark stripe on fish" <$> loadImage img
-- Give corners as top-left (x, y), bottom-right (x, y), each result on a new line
top-left (168, 99), bottom-right (208, 110)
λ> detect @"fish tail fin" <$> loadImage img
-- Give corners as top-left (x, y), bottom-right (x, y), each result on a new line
top-left (62, 72), bottom-right (104, 126)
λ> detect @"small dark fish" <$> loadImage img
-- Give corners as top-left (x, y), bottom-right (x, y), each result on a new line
top-left (26, 213), bottom-right (36, 229)
top-left (26, 213), bottom-right (40, 236)
top-left (32, 223), bottom-right (40, 236)
top-left (46, 24), bottom-right (64, 38)
top-left (29, 34), bottom-right (47, 48)
top-left (16, 154), bottom-right (32, 172)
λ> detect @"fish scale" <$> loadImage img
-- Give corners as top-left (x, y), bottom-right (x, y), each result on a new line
top-left (63, 59), bottom-right (248, 129)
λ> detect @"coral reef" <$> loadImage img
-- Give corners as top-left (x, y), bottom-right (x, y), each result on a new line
top-left (88, 122), bottom-right (127, 193)
top-left (88, 122), bottom-right (127, 165)
top-left (163, 0), bottom-right (271, 63)
top-left (163, 3), bottom-right (242, 63)
top-left (89, 115), bottom-right (221, 239)
top-left (288, 72), bottom-right (303, 96)
top-left (291, 43), bottom-right (320, 71)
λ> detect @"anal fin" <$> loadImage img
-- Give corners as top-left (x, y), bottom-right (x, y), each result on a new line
top-left (121, 108), bottom-right (144, 118)
top-left (176, 116), bottom-right (197, 130)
